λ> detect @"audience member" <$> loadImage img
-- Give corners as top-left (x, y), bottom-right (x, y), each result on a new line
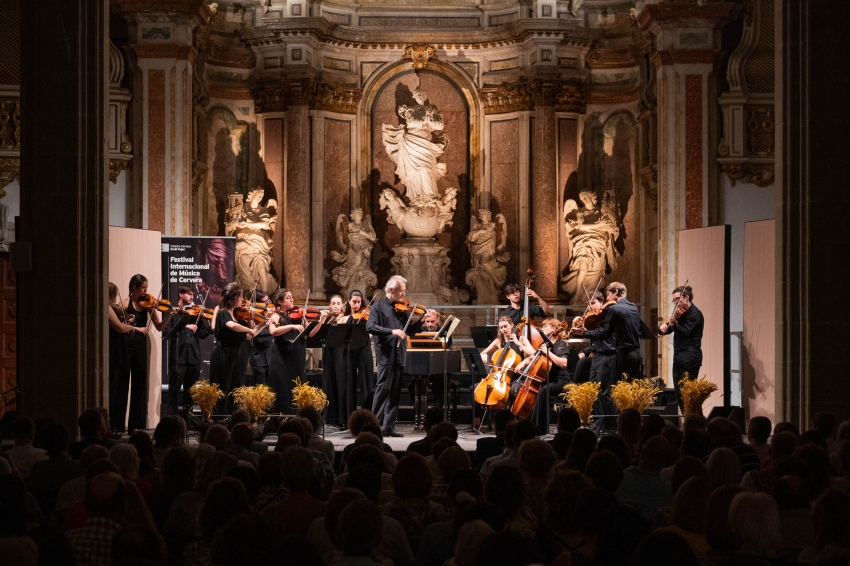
top-left (472, 409), bottom-right (514, 473)
top-left (66, 471), bottom-right (127, 566)
top-left (707, 417), bottom-right (761, 475)
top-left (229, 423), bottom-right (261, 468)
top-left (773, 475), bottom-right (814, 558)
top-left (298, 405), bottom-right (334, 461)
top-left (584, 449), bottom-right (623, 494)
top-left (52, 444), bottom-right (110, 527)
top-left (774, 421), bottom-right (800, 437)
top-left (681, 428), bottom-right (712, 461)
top-left (337, 499), bottom-right (385, 565)
top-left (485, 465), bottom-right (535, 538)
top-left (562, 427), bottom-right (596, 472)
top-left (556, 407), bottom-right (581, 434)
top-left (6, 417), bottom-right (47, 480)
top-left (811, 412), bottom-right (838, 454)
top-left (152, 415), bottom-right (185, 468)
top-left (668, 455), bottom-right (709, 493)
top-left (182, 477), bottom-right (249, 565)
top-left (797, 488), bottom-right (850, 564)
top-left (147, 446), bottom-right (195, 531)
top-left (747, 415), bottom-right (772, 465)
top-left (262, 446), bottom-right (326, 536)
top-left (657, 476), bottom-right (711, 560)
top-left (407, 407), bottom-right (445, 456)
top-left (741, 431), bottom-right (798, 494)
top-left (111, 524), bottom-right (168, 566)
top-left (615, 435), bottom-right (674, 520)
top-left (616, 408), bottom-right (642, 456)
top-left (27, 422), bottom-right (83, 517)
top-left (69, 409), bottom-right (112, 461)
top-left (705, 485), bottom-right (747, 561)
top-left (727, 492), bottom-right (781, 563)
top-left (707, 446), bottom-right (742, 490)
top-left (519, 439), bottom-right (557, 518)
top-left (384, 452), bottom-right (446, 550)
top-left (632, 530), bottom-right (700, 566)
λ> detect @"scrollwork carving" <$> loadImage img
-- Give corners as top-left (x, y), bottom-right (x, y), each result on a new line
top-left (250, 79), bottom-right (363, 114)
top-left (402, 44), bottom-right (437, 70)
top-left (720, 163), bottom-right (774, 188)
top-left (479, 78), bottom-right (587, 115)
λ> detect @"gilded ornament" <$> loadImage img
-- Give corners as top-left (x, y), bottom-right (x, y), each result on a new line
top-left (402, 44), bottom-right (437, 70)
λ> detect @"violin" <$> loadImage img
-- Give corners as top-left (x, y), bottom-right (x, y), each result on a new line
top-left (182, 304), bottom-right (214, 320)
top-left (350, 308), bottom-right (370, 322)
top-left (287, 306), bottom-right (321, 321)
top-left (138, 293), bottom-right (173, 313)
top-left (236, 303), bottom-right (272, 324)
top-left (576, 300), bottom-right (616, 331)
top-left (393, 298), bottom-right (428, 316)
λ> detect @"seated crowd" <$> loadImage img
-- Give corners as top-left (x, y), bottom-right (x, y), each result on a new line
top-left (0, 405), bottom-right (849, 566)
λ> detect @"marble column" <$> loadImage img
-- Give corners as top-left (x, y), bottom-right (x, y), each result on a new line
top-left (284, 104), bottom-right (311, 298)
top-left (638, 2), bottom-right (738, 384)
top-left (531, 103), bottom-right (559, 299)
top-left (17, 0), bottom-right (109, 435)
top-left (116, 0), bottom-right (211, 235)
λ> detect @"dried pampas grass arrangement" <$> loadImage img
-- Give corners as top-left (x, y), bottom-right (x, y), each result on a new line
top-left (559, 381), bottom-right (600, 426)
top-left (678, 373), bottom-right (718, 416)
top-left (190, 380), bottom-right (224, 421)
top-left (292, 377), bottom-right (329, 411)
top-left (230, 384), bottom-right (277, 421)
top-left (611, 377), bottom-right (662, 414)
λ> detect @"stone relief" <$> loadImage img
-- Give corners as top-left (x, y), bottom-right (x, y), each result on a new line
top-left (465, 209), bottom-right (509, 305)
top-left (561, 188), bottom-right (623, 305)
top-left (331, 208), bottom-right (378, 297)
top-left (225, 188), bottom-right (278, 294)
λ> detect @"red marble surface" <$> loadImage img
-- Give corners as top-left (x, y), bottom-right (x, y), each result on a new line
top-left (324, 118), bottom-right (352, 289)
top-left (685, 74), bottom-right (703, 230)
top-left (264, 118), bottom-right (284, 278)
top-left (489, 118), bottom-right (519, 287)
top-left (557, 118), bottom-right (578, 286)
top-left (286, 107), bottom-right (311, 298)
top-left (531, 108), bottom-right (558, 298)
top-left (148, 69), bottom-right (166, 233)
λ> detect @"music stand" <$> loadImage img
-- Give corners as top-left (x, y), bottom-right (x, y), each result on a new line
top-left (467, 326), bottom-right (498, 433)
top-left (290, 321), bottom-right (319, 344)
top-left (462, 348), bottom-right (489, 434)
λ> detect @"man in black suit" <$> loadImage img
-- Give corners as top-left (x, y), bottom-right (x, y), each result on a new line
top-left (471, 409), bottom-right (515, 473)
top-left (658, 285), bottom-right (704, 414)
top-left (366, 275), bottom-right (438, 437)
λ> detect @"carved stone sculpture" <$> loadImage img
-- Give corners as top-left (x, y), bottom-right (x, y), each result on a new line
top-left (561, 188), bottom-right (622, 305)
top-left (225, 188), bottom-right (278, 294)
top-left (331, 208), bottom-right (378, 297)
top-left (465, 209), bottom-right (509, 304)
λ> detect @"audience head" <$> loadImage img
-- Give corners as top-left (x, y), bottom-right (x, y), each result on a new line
top-left (728, 492), bottom-right (780, 557)
top-left (639, 414), bottom-right (666, 447)
top-left (670, 476), bottom-right (710, 534)
top-left (40, 422), bottom-right (70, 456)
top-left (80, 444), bottom-right (111, 469)
top-left (128, 431), bottom-right (156, 477)
top-left (769, 431), bottom-right (799, 469)
top-left (544, 472), bottom-right (590, 532)
top-left (204, 424), bottom-right (232, 451)
top-left (454, 520), bottom-right (495, 566)
top-left (196, 451), bottom-right (237, 491)
top-left (199, 477), bottom-right (249, 540)
top-left (502, 421), bottom-right (518, 449)
top-left (296, 405), bottom-right (323, 436)
top-left (837, 420), bottom-right (850, 442)
top-left (774, 421), bottom-right (800, 437)
top-left (812, 412), bottom-right (836, 439)
top-left (596, 434), bottom-right (631, 469)
top-left (584, 449), bottom-right (623, 493)
top-left (277, 418), bottom-right (309, 447)
top-left (638, 435), bottom-right (674, 473)
top-left (682, 413), bottom-right (708, 434)
top-left (347, 409), bottom-right (379, 437)
top-left (660, 424), bottom-right (683, 451)
top-left (670, 456), bottom-right (709, 493)
top-left (439, 446), bottom-right (471, 484)
top-left (485, 465), bottom-right (525, 519)
top-left (551, 431), bottom-right (572, 460)
top-left (153, 415), bottom-right (183, 448)
top-left (78, 408), bottom-right (107, 440)
top-left (493, 409), bottom-right (516, 435)
top-left (706, 485), bottom-right (746, 553)
top-left (231, 423), bottom-right (255, 449)
top-left (110, 443), bottom-right (140, 482)
top-left (11, 417), bottom-right (36, 445)
top-left (773, 475), bottom-right (810, 510)
top-left (557, 407), bottom-right (581, 433)
top-left (616, 408), bottom-right (642, 449)
top-left (338, 500), bottom-right (383, 557)
top-left (429, 421), bottom-right (459, 444)
top-left (512, 419), bottom-right (536, 448)
top-left (565, 427), bottom-right (597, 471)
top-left (799, 429), bottom-right (829, 450)
top-left (810, 488), bottom-right (850, 552)
top-left (448, 468), bottom-right (483, 504)
top-left (324, 488), bottom-right (366, 549)
top-left (111, 525), bottom-right (167, 566)
top-left (229, 408), bottom-right (251, 428)
top-left (519, 439), bottom-right (556, 482)
top-left (86, 471), bottom-right (128, 522)
top-left (275, 432), bottom-right (303, 452)
top-left (706, 447), bottom-right (741, 489)
top-left (707, 417), bottom-right (738, 448)
top-left (423, 407), bottom-right (445, 432)
top-left (791, 444), bottom-right (832, 498)
top-left (162, 446), bottom-right (196, 494)
top-left (748, 415), bottom-right (772, 445)
top-left (258, 451), bottom-right (285, 487)
top-left (681, 429), bottom-right (712, 461)
top-left (345, 462), bottom-right (382, 503)
top-left (393, 452), bottom-right (432, 499)
top-left (281, 446), bottom-right (314, 493)
top-left (227, 465), bottom-right (261, 503)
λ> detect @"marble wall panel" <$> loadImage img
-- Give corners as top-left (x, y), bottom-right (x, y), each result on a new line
top-left (685, 74), bottom-right (703, 229)
top-left (557, 117), bottom-right (578, 289)
top-left (264, 118), bottom-right (284, 280)
top-left (285, 108), bottom-right (311, 298)
top-left (489, 118), bottom-right (520, 288)
top-left (370, 70), bottom-right (470, 291)
top-left (324, 118), bottom-right (352, 293)
top-left (148, 69), bottom-right (166, 233)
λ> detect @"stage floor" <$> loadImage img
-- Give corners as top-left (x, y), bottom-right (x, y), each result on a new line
top-left (317, 422), bottom-right (494, 453)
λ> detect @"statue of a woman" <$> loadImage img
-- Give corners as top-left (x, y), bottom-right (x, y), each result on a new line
top-left (225, 188), bottom-right (277, 294)
top-left (381, 87), bottom-right (448, 206)
top-left (331, 208), bottom-right (378, 297)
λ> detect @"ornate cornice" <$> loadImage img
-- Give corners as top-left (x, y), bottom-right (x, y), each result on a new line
top-left (207, 86), bottom-right (253, 100)
top-left (251, 78), bottom-right (363, 114)
top-left (588, 89), bottom-right (640, 105)
top-left (651, 49), bottom-right (716, 68)
top-left (719, 162), bottom-right (774, 188)
top-left (206, 43), bottom-right (255, 69)
top-left (0, 98), bottom-right (21, 151)
top-left (128, 44), bottom-right (198, 61)
top-left (112, 0), bottom-right (213, 22)
top-left (586, 47), bottom-right (637, 70)
top-left (479, 78), bottom-right (588, 115)
top-left (637, 2), bottom-right (740, 31)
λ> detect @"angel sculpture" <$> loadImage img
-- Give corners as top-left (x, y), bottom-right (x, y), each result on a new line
top-left (561, 189), bottom-right (621, 304)
top-left (225, 188), bottom-right (278, 294)
top-left (465, 209), bottom-right (510, 304)
top-left (331, 208), bottom-right (378, 297)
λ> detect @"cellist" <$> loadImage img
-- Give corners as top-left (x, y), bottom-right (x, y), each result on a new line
top-left (513, 318), bottom-right (570, 435)
top-left (480, 316), bottom-right (536, 364)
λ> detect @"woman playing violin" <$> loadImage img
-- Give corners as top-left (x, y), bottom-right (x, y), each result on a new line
top-left (209, 283), bottom-right (254, 414)
top-left (513, 318), bottom-right (570, 435)
top-left (337, 290), bottom-right (375, 410)
top-left (267, 288), bottom-right (308, 414)
top-left (118, 274), bottom-right (178, 434)
top-left (107, 282), bottom-right (139, 435)
top-left (163, 284), bottom-right (212, 416)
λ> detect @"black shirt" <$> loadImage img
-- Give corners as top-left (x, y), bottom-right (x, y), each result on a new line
top-left (365, 297), bottom-right (425, 366)
top-left (659, 303), bottom-right (704, 366)
top-left (499, 304), bottom-right (546, 326)
top-left (164, 310), bottom-right (212, 365)
top-left (583, 298), bottom-right (641, 352)
top-left (545, 339), bottom-right (570, 382)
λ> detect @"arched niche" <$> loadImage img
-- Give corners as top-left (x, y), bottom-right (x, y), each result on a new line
top-left (206, 106), bottom-right (249, 235)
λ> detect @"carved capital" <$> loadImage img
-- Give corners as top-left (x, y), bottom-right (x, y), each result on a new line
top-left (402, 44), bottom-right (437, 70)
top-left (108, 158), bottom-right (130, 184)
top-left (312, 83), bottom-right (363, 115)
top-left (251, 82), bottom-right (287, 113)
top-left (720, 162), bottom-right (774, 188)
top-left (479, 78), bottom-right (587, 115)
top-left (251, 79), bottom-right (363, 114)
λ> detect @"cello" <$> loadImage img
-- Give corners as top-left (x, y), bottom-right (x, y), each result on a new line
top-left (510, 268), bottom-right (552, 418)
top-left (473, 336), bottom-right (521, 410)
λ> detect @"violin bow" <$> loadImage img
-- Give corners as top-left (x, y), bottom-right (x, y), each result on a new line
top-left (357, 291), bottom-right (379, 324)
top-left (194, 287), bottom-right (211, 326)
top-left (146, 283), bottom-right (165, 332)
top-left (668, 279), bottom-right (689, 322)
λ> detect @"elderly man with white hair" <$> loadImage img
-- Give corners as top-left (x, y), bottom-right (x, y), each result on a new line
top-left (365, 276), bottom-right (437, 436)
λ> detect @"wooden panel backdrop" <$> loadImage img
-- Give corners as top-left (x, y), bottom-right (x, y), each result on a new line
top-left (742, 220), bottom-right (776, 422)
top-left (677, 225), bottom-right (730, 413)
top-left (109, 226), bottom-right (162, 429)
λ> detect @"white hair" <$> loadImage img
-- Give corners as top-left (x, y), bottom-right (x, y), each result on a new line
top-left (729, 492), bottom-right (780, 556)
top-left (385, 275), bottom-right (407, 293)
top-left (110, 443), bottom-right (140, 481)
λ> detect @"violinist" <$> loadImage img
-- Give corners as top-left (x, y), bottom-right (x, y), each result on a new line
top-left (513, 318), bottom-right (570, 436)
top-left (318, 294), bottom-right (350, 427)
top-left (107, 282), bottom-right (141, 435)
top-left (499, 282), bottom-right (553, 326)
top-left (120, 274), bottom-right (178, 434)
top-left (210, 283), bottom-right (254, 414)
top-left (338, 289), bottom-right (375, 409)
top-left (248, 290), bottom-right (273, 386)
top-left (163, 284), bottom-right (212, 416)
top-left (573, 292), bottom-right (608, 384)
top-left (366, 275), bottom-right (437, 437)
top-left (267, 288), bottom-right (307, 414)
top-left (657, 285), bottom-right (704, 414)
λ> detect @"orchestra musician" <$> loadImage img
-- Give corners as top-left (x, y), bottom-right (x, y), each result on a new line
top-left (316, 294), bottom-right (349, 427)
top-left (121, 274), bottom-right (177, 434)
top-left (107, 282), bottom-right (141, 435)
top-left (572, 282), bottom-right (642, 431)
top-left (406, 310), bottom-right (453, 410)
top-left (267, 288), bottom-right (307, 415)
top-left (164, 284), bottom-right (212, 416)
top-left (499, 283), bottom-right (553, 326)
top-left (210, 283), bottom-right (254, 414)
top-left (339, 289), bottom-right (374, 409)
top-left (480, 316), bottom-right (534, 364)
top-left (514, 318), bottom-right (570, 436)
top-left (248, 290), bottom-right (273, 386)
top-left (573, 292), bottom-right (607, 384)
top-left (365, 276), bottom-right (437, 437)
top-left (657, 285), bottom-right (704, 414)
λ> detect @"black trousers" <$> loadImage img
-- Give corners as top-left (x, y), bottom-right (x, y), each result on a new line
top-left (372, 362), bottom-right (403, 431)
top-left (590, 353), bottom-right (617, 429)
top-left (125, 339), bottom-right (149, 431)
top-left (615, 348), bottom-right (642, 381)
top-left (167, 361), bottom-right (200, 414)
top-left (672, 360), bottom-right (702, 414)
top-left (350, 347), bottom-right (374, 409)
top-left (573, 356), bottom-right (592, 384)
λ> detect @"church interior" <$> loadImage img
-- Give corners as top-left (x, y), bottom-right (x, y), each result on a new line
top-left (0, 0), bottom-right (849, 562)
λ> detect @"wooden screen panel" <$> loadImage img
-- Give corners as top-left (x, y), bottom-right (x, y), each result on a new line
top-left (108, 226), bottom-right (163, 429)
top-left (0, 256), bottom-right (16, 413)
top-left (742, 220), bottom-right (776, 422)
top-left (677, 225), bottom-right (730, 412)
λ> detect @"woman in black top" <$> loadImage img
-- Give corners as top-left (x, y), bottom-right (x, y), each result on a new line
top-left (210, 282), bottom-right (254, 414)
top-left (108, 282), bottom-right (141, 435)
top-left (341, 289), bottom-right (375, 409)
top-left (267, 288), bottom-right (307, 414)
top-left (515, 318), bottom-right (570, 435)
top-left (120, 274), bottom-right (176, 433)
top-left (317, 294), bottom-right (348, 427)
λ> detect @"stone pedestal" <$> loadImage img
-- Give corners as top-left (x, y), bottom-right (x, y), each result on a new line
top-left (390, 237), bottom-right (453, 306)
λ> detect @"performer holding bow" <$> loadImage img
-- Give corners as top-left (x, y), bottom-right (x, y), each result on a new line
top-left (366, 276), bottom-right (437, 437)
top-left (658, 285), bottom-right (704, 414)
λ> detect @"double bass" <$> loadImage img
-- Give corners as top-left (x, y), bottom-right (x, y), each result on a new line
top-left (510, 268), bottom-right (552, 419)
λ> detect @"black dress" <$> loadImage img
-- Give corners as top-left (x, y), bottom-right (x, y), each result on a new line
top-left (323, 321), bottom-right (350, 427)
top-left (267, 313), bottom-right (305, 414)
top-left (346, 317), bottom-right (374, 409)
top-left (108, 309), bottom-right (131, 432)
top-left (123, 301), bottom-right (150, 431)
top-left (210, 309), bottom-right (248, 414)
top-left (248, 325), bottom-right (273, 386)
